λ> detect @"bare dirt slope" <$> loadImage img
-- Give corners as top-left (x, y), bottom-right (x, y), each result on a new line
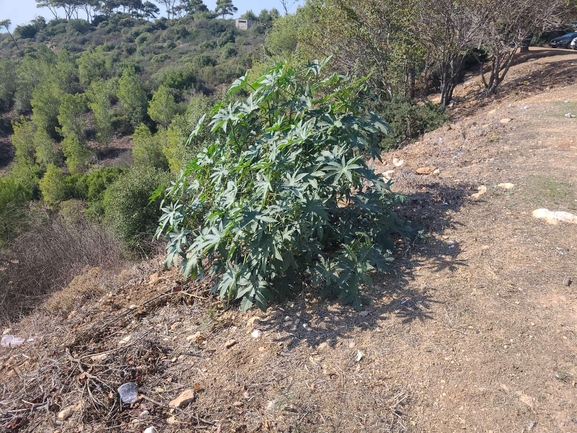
top-left (1, 48), bottom-right (576, 433)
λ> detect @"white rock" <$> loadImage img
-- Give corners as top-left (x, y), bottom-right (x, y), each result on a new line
top-left (118, 383), bottom-right (139, 404)
top-left (392, 158), bottom-right (404, 167)
top-left (470, 185), bottom-right (487, 200)
top-left (532, 209), bottom-right (577, 225)
top-left (266, 400), bottom-right (276, 412)
top-left (57, 405), bottom-right (76, 420)
top-left (251, 330), bottom-right (262, 339)
top-left (382, 169), bottom-right (395, 180)
top-left (497, 183), bottom-right (515, 190)
top-left (118, 335), bottom-right (132, 346)
top-left (144, 427), bottom-right (158, 433)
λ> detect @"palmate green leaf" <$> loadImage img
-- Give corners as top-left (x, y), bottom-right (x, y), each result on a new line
top-left (188, 114), bottom-right (206, 143)
top-left (325, 156), bottom-right (362, 183)
top-left (156, 202), bottom-right (184, 238)
top-left (149, 182), bottom-right (165, 204)
top-left (228, 73), bottom-right (248, 95)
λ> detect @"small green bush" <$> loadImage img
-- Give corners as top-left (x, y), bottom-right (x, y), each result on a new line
top-left (156, 60), bottom-right (411, 311)
top-left (164, 40), bottom-right (177, 50)
top-left (40, 164), bottom-right (68, 206)
top-left (198, 40), bottom-right (216, 51)
top-left (380, 96), bottom-right (448, 149)
top-left (156, 64), bottom-right (197, 90)
top-left (193, 54), bottom-right (217, 68)
top-left (65, 173), bottom-right (88, 200)
top-left (67, 19), bottom-right (92, 35)
top-left (86, 167), bottom-right (126, 203)
top-left (15, 24), bottom-right (39, 39)
top-left (136, 32), bottom-right (152, 46)
top-left (171, 25), bottom-right (190, 40)
top-left (220, 43), bottom-right (238, 60)
top-left (217, 29), bottom-right (236, 47)
top-left (104, 167), bottom-right (169, 252)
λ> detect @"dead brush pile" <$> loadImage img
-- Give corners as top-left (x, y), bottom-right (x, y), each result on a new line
top-left (0, 258), bottom-right (410, 433)
top-left (0, 262), bottom-right (199, 432)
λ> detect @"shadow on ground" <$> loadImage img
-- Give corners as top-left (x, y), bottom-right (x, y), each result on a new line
top-left (259, 180), bottom-right (476, 351)
top-left (455, 49), bottom-right (577, 118)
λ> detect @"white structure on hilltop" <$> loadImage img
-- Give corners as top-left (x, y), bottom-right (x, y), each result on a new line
top-left (235, 19), bottom-right (254, 31)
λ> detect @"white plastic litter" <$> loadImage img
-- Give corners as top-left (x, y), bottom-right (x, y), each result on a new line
top-left (1, 335), bottom-right (34, 348)
top-left (118, 382), bottom-right (139, 404)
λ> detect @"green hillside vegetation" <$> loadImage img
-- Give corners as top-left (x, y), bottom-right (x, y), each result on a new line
top-left (0, 3), bottom-right (278, 239)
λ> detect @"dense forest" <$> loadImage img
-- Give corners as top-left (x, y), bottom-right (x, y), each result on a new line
top-left (0, 0), bottom-right (575, 318)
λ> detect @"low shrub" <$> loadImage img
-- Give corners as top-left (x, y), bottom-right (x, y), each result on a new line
top-left (379, 96), bottom-right (448, 149)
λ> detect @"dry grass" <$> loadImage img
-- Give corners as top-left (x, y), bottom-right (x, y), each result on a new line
top-left (44, 266), bottom-right (107, 316)
top-left (0, 216), bottom-right (125, 324)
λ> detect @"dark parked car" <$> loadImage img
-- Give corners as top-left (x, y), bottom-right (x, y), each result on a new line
top-left (549, 32), bottom-right (577, 48)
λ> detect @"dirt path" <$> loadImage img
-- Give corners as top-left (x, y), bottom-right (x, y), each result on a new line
top-left (1, 50), bottom-right (576, 433)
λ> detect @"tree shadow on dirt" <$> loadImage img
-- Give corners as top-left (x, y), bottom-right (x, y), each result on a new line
top-left (455, 49), bottom-right (577, 118)
top-left (260, 181), bottom-right (476, 351)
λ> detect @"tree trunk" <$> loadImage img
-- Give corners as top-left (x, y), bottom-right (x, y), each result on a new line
top-left (405, 63), bottom-right (416, 99)
top-left (520, 34), bottom-right (533, 53)
top-left (7, 31), bottom-right (19, 51)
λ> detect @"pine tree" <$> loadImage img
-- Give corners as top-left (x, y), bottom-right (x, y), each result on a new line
top-left (39, 163), bottom-right (67, 206)
top-left (86, 79), bottom-right (116, 147)
top-left (215, 0), bottom-right (237, 18)
top-left (117, 66), bottom-right (148, 130)
top-left (148, 85), bottom-right (179, 129)
top-left (58, 93), bottom-right (86, 142)
top-left (62, 133), bottom-right (92, 173)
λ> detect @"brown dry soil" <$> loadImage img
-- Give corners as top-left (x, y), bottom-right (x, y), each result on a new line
top-left (1, 48), bottom-right (577, 433)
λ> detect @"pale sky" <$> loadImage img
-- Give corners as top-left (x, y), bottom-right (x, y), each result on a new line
top-left (0, 0), bottom-right (302, 29)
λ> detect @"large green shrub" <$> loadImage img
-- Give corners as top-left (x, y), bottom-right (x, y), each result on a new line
top-left (156, 60), bottom-right (411, 311)
top-left (131, 124), bottom-right (169, 170)
top-left (86, 167), bottom-right (126, 203)
top-left (104, 167), bottom-right (169, 252)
